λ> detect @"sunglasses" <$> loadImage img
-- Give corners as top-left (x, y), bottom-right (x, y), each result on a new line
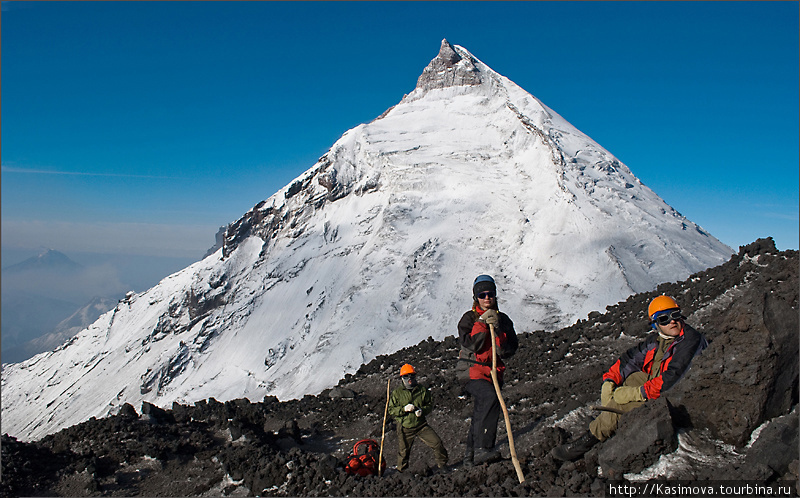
top-left (477, 291), bottom-right (496, 299)
top-left (654, 310), bottom-right (683, 325)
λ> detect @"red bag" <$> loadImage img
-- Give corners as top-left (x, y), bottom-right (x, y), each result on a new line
top-left (344, 439), bottom-right (386, 476)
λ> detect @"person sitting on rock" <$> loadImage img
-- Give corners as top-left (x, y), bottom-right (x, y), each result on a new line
top-left (387, 363), bottom-right (449, 473)
top-left (551, 295), bottom-right (708, 461)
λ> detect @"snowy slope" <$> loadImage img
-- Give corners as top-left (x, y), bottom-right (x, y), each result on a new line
top-left (1, 40), bottom-right (732, 441)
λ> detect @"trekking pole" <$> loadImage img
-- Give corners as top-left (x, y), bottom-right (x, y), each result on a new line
top-left (378, 377), bottom-right (390, 476)
top-left (489, 323), bottom-right (525, 483)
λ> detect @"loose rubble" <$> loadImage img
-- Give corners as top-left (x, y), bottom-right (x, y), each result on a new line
top-left (2, 238), bottom-right (797, 497)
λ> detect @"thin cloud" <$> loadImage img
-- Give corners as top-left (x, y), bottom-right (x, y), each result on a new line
top-left (763, 212), bottom-right (800, 222)
top-left (752, 203), bottom-right (800, 222)
top-left (1, 165), bottom-right (181, 180)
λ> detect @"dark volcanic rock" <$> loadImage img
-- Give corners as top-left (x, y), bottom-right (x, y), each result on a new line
top-left (666, 248), bottom-right (799, 446)
top-left (141, 401), bottom-right (174, 424)
top-left (738, 406), bottom-right (799, 481)
top-left (1, 239), bottom-right (797, 497)
top-left (597, 399), bottom-right (678, 479)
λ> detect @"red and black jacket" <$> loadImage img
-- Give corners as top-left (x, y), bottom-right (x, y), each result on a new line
top-left (457, 307), bottom-right (518, 384)
top-left (602, 323), bottom-right (708, 400)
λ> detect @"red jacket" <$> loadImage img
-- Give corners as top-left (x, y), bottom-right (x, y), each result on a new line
top-left (457, 306), bottom-right (518, 384)
top-left (602, 323), bottom-right (708, 399)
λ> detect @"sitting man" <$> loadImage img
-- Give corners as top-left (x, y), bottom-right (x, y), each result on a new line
top-left (552, 295), bottom-right (708, 461)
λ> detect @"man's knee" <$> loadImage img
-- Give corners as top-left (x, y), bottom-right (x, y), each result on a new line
top-left (624, 371), bottom-right (648, 387)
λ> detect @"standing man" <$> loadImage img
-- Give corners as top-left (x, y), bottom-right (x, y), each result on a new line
top-left (551, 295), bottom-right (708, 461)
top-left (456, 274), bottom-right (519, 466)
top-left (387, 364), bottom-right (449, 473)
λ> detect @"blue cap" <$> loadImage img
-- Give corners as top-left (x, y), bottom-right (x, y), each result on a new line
top-left (473, 275), bottom-right (495, 285)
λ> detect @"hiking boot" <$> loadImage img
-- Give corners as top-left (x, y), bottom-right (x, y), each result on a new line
top-left (462, 447), bottom-right (474, 467)
top-left (433, 464), bottom-right (451, 475)
top-left (474, 448), bottom-right (501, 465)
top-left (550, 431), bottom-right (600, 461)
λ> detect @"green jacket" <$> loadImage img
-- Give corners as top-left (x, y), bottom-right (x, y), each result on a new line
top-left (388, 384), bottom-right (433, 429)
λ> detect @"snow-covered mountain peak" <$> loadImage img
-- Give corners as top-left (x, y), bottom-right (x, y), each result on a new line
top-left (4, 248), bottom-right (83, 274)
top-left (1, 40), bottom-right (733, 442)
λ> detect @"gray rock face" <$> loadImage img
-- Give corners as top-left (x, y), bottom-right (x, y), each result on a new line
top-left (597, 398), bottom-right (678, 479)
top-left (415, 39), bottom-right (482, 92)
top-left (738, 407), bottom-right (799, 481)
top-left (666, 242), bottom-right (799, 446)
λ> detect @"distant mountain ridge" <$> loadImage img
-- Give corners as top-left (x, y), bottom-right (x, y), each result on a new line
top-left (2, 250), bottom-right (86, 363)
top-left (19, 297), bottom-right (119, 360)
top-left (1, 39), bottom-right (733, 442)
top-left (1, 249), bottom-right (122, 364)
top-left (3, 248), bottom-right (83, 274)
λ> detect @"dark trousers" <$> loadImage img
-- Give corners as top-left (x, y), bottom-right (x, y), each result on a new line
top-left (464, 379), bottom-right (501, 450)
top-left (396, 423), bottom-right (448, 470)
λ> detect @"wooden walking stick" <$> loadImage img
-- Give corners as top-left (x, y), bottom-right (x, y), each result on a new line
top-left (590, 404), bottom-right (626, 415)
top-left (489, 323), bottom-right (525, 483)
top-left (378, 378), bottom-right (390, 476)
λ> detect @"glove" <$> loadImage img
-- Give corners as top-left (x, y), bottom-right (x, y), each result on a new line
top-left (613, 386), bottom-right (645, 405)
top-left (601, 381), bottom-right (616, 406)
top-left (415, 409), bottom-right (423, 418)
top-left (404, 404), bottom-right (416, 412)
top-left (479, 309), bottom-right (499, 326)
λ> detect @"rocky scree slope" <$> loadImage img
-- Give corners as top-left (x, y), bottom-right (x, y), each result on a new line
top-left (1, 238), bottom-right (796, 497)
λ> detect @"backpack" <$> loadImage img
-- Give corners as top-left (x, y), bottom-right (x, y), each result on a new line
top-left (344, 439), bottom-right (386, 477)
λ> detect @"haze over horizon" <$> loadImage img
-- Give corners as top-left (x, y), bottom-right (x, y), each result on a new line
top-left (2, 2), bottom-right (798, 275)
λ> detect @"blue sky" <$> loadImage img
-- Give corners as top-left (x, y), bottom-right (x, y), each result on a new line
top-left (3, 1), bottom-right (798, 276)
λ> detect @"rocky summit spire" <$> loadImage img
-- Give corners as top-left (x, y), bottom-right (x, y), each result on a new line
top-left (415, 38), bottom-right (482, 92)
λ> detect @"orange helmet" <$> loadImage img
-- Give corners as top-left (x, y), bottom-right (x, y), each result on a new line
top-left (648, 295), bottom-right (680, 318)
top-left (400, 364), bottom-right (416, 376)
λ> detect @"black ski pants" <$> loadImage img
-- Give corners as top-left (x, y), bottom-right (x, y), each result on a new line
top-left (464, 379), bottom-right (501, 450)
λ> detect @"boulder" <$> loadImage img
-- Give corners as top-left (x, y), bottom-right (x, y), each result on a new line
top-left (117, 403), bottom-right (138, 418)
top-left (739, 406), bottom-right (799, 481)
top-left (598, 398), bottom-right (677, 478)
top-left (140, 401), bottom-right (174, 424)
top-left (328, 387), bottom-right (356, 399)
top-left (668, 279), bottom-right (799, 446)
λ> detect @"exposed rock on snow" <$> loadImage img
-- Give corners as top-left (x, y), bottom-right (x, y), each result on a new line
top-left (415, 39), bottom-right (483, 92)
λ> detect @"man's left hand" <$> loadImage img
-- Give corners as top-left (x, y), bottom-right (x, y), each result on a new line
top-left (613, 386), bottom-right (645, 404)
top-left (601, 381), bottom-right (616, 406)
